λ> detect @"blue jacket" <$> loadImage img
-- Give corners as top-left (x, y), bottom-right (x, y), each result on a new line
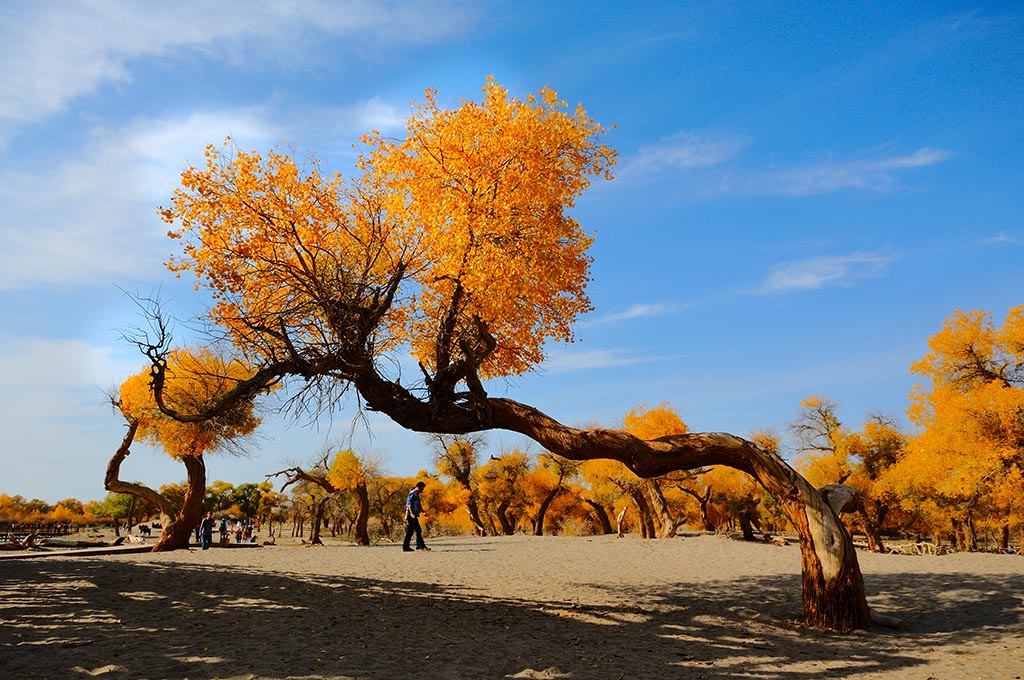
top-left (405, 489), bottom-right (423, 518)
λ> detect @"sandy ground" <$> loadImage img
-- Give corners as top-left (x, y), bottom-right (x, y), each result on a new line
top-left (1, 533), bottom-right (1022, 680)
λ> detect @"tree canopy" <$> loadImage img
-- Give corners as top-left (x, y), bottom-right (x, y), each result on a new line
top-left (142, 80), bottom-right (873, 631)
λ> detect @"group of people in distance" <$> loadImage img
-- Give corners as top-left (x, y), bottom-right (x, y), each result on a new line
top-left (197, 515), bottom-right (254, 549)
top-left (193, 481), bottom-right (431, 552)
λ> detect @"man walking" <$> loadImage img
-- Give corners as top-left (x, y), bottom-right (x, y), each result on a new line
top-left (200, 512), bottom-right (215, 550)
top-left (402, 481), bottom-right (430, 552)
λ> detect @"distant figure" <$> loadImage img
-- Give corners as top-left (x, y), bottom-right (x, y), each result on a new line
top-left (218, 517), bottom-right (229, 546)
top-left (200, 513), bottom-right (215, 550)
top-left (402, 481), bottom-right (430, 552)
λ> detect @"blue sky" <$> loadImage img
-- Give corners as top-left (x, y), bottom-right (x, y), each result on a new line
top-left (1, 1), bottom-right (1021, 503)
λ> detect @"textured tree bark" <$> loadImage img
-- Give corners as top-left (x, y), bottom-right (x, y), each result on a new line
top-left (144, 330), bottom-right (875, 629)
top-left (644, 479), bottom-right (682, 539)
top-left (483, 399), bottom-right (873, 631)
top-left (105, 417), bottom-right (206, 552)
top-left (152, 455), bottom-right (206, 552)
top-left (354, 482), bottom-right (370, 546)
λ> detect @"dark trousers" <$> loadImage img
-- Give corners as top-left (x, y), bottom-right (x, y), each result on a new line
top-left (403, 515), bottom-right (426, 549)
top-left (201, 532), bottom-right (213, 550)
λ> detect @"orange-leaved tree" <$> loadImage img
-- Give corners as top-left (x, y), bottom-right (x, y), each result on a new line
top-left (145, 79), bottom-right (872, 629)
top-left (622, 403), bottom-right (691, 538)
top-left (109, 347), bottom-right (263, 551)
top-left (893, 307), bottom-right (1024, 551)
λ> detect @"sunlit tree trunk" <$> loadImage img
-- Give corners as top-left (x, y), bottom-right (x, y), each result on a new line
top-left (354, 482), bottom-right (370, 546)
top-left (484, 402), bottom-right (873, 631)
top-left (105, 417), bottom-right (206, 552)
top-left (645, 479), bottom-right (682, 538)
top-left (152, 455), bottom-right (206, 552)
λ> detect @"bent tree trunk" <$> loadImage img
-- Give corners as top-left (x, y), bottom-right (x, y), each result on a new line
top-left (584, 498), bottom-right (614, 534)
top-left (480, 399), bottom-right (873, 631)
top-left (533, 487), bottom-right (561, 536)
top-left (105, 418), bottom-right (206, 552)
top-left (152, 454), bottom-right (206, 551)
top-left (144, 335), bottom-right (874, 629)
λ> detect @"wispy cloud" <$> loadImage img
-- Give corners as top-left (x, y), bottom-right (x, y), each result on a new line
top-left (0, 1), bottom-right (475, 142)
top-left (0, 97), bottom-right (414, 291)
top-left (542, 348), bottom-right (644, 373)
top-left (978, 231), bottom-right (1020, 246)
top-left (585, 302), bottom-right (690, 325)
top-left (735, 148), bottom-right (951, 196)
top-left (756, 253), bottom-right (894, 294)
top-left (617, 131), bottom-right (744, 180)
top-left (616, 130), bottom-right (951, 197)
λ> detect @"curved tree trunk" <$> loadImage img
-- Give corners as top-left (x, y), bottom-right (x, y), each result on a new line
top-left (481, 401), bottom-right (872, 631)
top-left (645, 479), bottom-right (682, 538)
top-left (354, 482), bottom-right (370, 546)
top-left (584, 499), bottom-right (614, 534)
top-left (105, 416), bottom-right (206, 553)
top-left (152, 454), bottom-right (206, 551)
top-left (145, 331), bottom-right (875, 629)
top-left (496, 500), bottom-right (515, 535)
top-left (679, 485), bottom-right (715, 531)
top-left (533, 487), bottom-right (560, 536)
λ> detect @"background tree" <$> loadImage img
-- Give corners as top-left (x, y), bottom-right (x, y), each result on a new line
top-left (230, 482), bottom-right (269, 521)
top-left (891, 306), bottom-right (1024, 551)
top-left (526, 453), bottom-right (580, 536)
top-left (477, 452), bottom-right (531, 535)
top-left (326, 450), bottom-right (377, 546)
top-left (432, 434), bottom-right (487, 535)
top-left (147, 80), bottom-right (872, 630)
top-left (622, 403), bottom-right (691, 538)
top-left (790, 396), bottom-right (851, 485)
top-left (86, 492), bottom-right (135, 536)
top-left (108, 347), bottom-right (264, 551)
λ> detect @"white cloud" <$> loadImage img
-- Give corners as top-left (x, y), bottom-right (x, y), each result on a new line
top-left (617, 133), bottom-right (950, 196)
top-left (585, 302), bottom-right (689, 325)
top-left (0, 1), bottom-right (476, 142)
top-left (542, 348), bottom-right (643, 373)
top-left (0, 334), bottom-right (130, 420)
top-left (737, 148), bottom-right (951, 196)
top-left (619, 131), bottom-right (743, 179)
top-left (978, 231), bottom-right (1020, 246)
top-left (0, 109), bottom-right (279, 290)
top-left (757, 253), bottom-right (894, 294)
top-left (0, 96), bottom-right (412, 291)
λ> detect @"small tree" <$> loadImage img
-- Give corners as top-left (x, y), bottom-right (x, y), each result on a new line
top-left (107, 347), bottom-right (264, 551)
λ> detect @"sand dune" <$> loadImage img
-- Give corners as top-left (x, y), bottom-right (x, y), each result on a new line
top-left (1, 533), bottom-right (1022, 679)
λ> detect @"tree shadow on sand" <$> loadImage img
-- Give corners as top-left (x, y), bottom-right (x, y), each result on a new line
top-left (1, 558), bottom-right (1021, 679)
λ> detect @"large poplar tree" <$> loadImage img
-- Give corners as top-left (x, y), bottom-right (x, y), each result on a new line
top-left (141, 79), bottom-right (872, 630)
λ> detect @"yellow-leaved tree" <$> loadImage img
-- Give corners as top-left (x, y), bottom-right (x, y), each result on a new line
top-left (890, 307), bottom-right (1024, 551)
top-left (109, 347), bottom-right (263, 551)
top-left (142, 79), bottom-right (872, 629)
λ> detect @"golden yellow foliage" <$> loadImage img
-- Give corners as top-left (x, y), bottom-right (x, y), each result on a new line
top-left (893, 306), bottom-right (1024, 518)
top-left (118, 347), bottom-right (262, 459)
top-left (622, 402), bottom-right (689, 439)
top-left (160, 79), bottom-right (615, 380)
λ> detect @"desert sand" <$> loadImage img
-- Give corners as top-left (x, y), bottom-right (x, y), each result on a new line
top-left (1, 533), bottom-right (1022, 679)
